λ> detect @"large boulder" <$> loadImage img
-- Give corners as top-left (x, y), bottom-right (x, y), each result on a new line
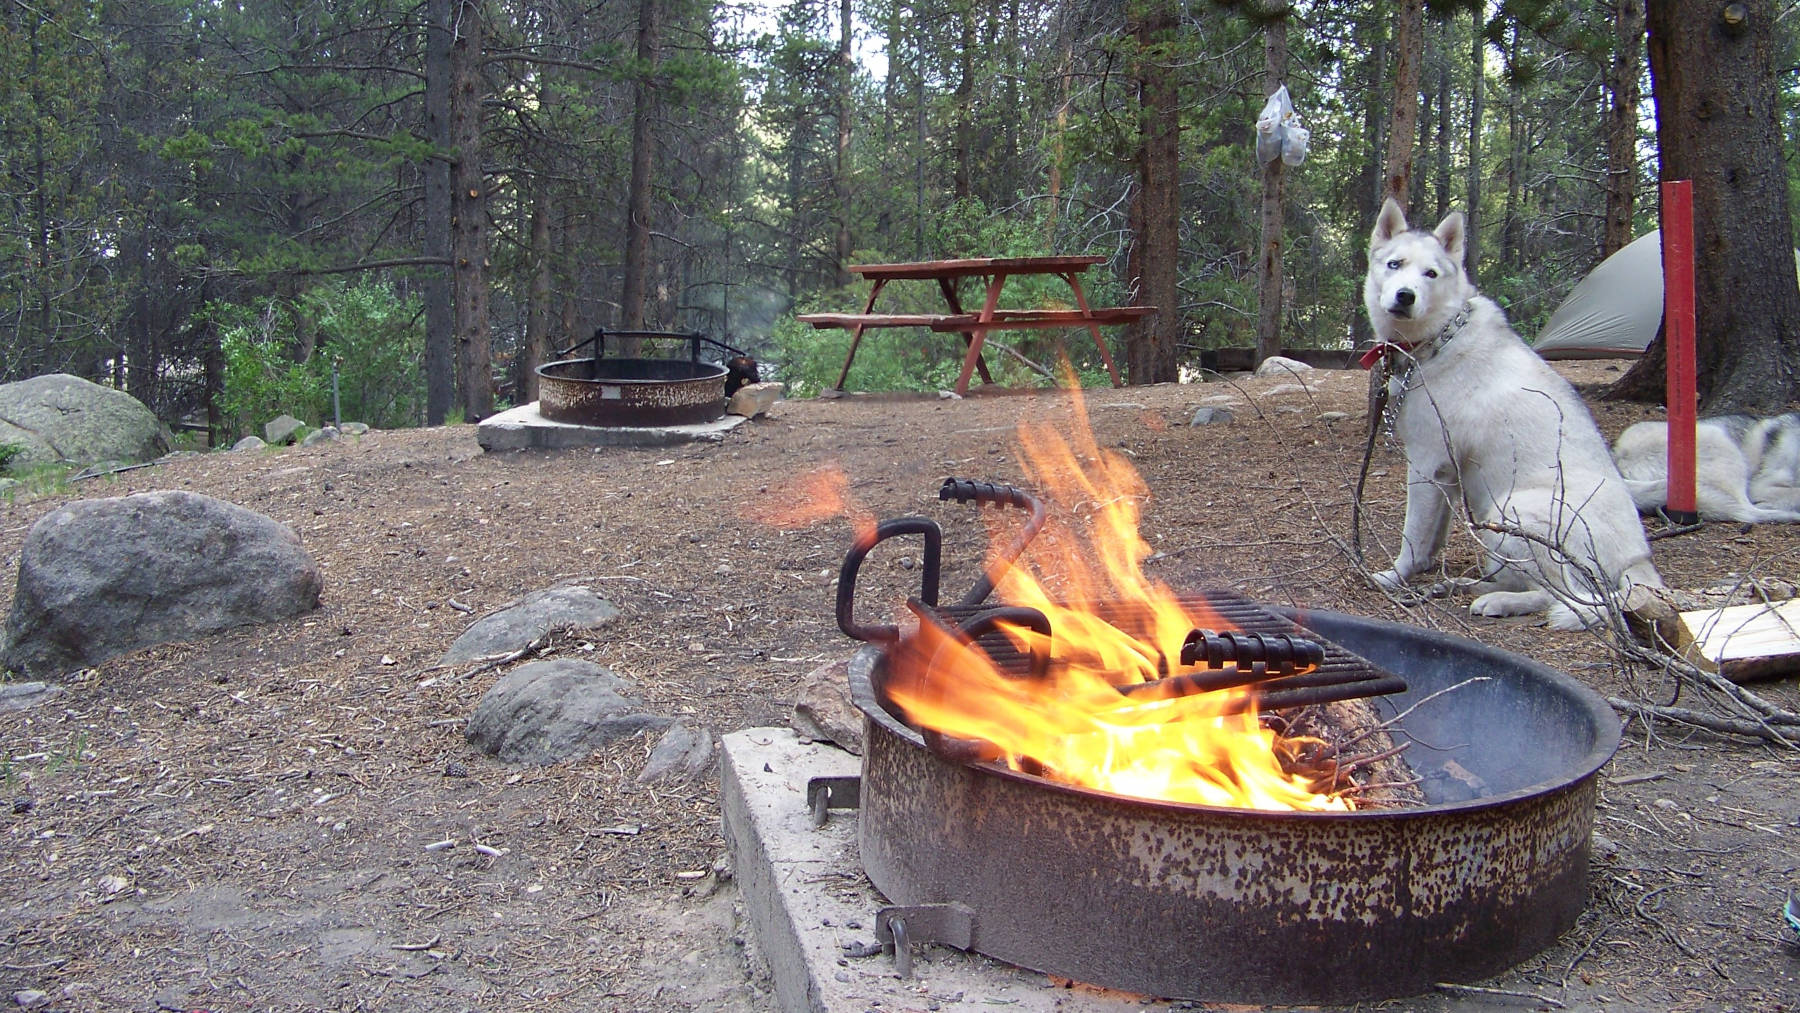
top-left (1, 491), bottom-right (323, 679)
top-left (0, 374), bottom-right (173, 471)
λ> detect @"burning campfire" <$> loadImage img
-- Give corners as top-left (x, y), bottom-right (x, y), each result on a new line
top-left (832, 394), bottom-right (1417, 812)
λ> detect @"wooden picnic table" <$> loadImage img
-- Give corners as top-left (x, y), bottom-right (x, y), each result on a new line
top-left (796, 256), bottom-right (1155, 396)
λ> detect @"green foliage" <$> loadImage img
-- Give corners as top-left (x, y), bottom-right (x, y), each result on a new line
top-left (0, 443), bottom-right (21, 472)
top-left (214, 280), bottom-right (426, 437)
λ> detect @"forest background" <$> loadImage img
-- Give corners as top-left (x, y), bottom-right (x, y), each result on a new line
top-left (1, 0), bottom-right (1791, 442)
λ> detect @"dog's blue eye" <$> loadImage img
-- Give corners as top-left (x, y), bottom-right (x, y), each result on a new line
top-left (1386, 260), bottom-right (1400, 270)
top-left (1424, 269), bottom-right (1438, 278)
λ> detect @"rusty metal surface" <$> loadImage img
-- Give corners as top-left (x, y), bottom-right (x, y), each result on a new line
top-left (535, 357), bottom-right (726, 427)
top-left (848, 608), bottom-right (1620, 1004)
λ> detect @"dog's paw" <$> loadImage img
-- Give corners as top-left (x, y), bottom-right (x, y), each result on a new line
top-left (1370, 569), bottom-right (1408, 593)
top-left (1470, 589), bottom-right (1549, 619)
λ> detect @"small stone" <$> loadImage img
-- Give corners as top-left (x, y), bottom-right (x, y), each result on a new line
top-left (1190, 406), bottom-right (1235, 427)
top-left (444, 761), bottom-right (469, 778)
top-left (11, 798), bottom-right (33, 815)
top-left (12, 990), bottom-right (48, 1009)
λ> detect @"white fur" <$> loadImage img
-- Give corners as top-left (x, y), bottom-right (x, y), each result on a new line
top-left (1612, 414), bottom-right (1800, 523)
top-left (1364, 198), bottom-right (1663, 631)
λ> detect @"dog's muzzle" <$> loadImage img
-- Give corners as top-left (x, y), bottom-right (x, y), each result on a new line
top-left (1389, 289), bottom-right (1416, 317)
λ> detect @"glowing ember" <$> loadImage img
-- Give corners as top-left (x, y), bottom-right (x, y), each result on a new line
top-left (884, 392), bottom-right (1351, 812)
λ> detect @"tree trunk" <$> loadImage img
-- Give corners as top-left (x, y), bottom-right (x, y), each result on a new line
top-left (520, 183), bottom-right (551, 405)
top-left (1614, 0), bottom-right (1800, 412)
top-left (424, 0), bottom-right (454, 426)
top-left (1465, 7), bottom-right (1485, 289)
top-left (1434, 28), bottom-right (1450, 222)
top-left (953, 3), bottom-right (974, 202)
top-left (450, 0), bottom-right (490, 422)
top-left (620, 0), bottom-right (662, 340)
top-left (1603, 0), bottom-right (1644, 257)
top-left (1254, 8), bottom-right (1290, 366)
top-left (834, 0), bottom-right (853, 286)
top-left (1382, 0), bottom-right (1424, 206)
top-left (1353, 15), bottom-right (1387, 348)
top-left (1125, 0), bottom-right (1179, 384)
top-left (1502, 24), bottom-right (1522, 271)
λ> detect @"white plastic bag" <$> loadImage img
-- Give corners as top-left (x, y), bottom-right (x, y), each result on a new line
top-left (1254, 84), bottom-right (1309, 167)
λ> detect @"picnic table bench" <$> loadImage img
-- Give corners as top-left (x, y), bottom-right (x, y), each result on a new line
top-left (796, 256), bottom-right (1156, 396)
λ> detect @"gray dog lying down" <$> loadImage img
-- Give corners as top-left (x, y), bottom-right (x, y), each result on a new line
top-left (1612, 413), bottom-right (1800, 524)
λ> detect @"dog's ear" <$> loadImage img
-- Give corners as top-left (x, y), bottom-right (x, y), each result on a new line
top-left (1371, 198), bottom-right (1408, 254)
top-left (1434, 211), bottom-right (1467, 264)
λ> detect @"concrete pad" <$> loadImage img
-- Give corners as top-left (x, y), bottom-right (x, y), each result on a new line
top-left (476, 401), bottom-right (746, 451)
top-left (720, 727), bottom-right (1581, 1013)
top-left (721, 728), bottom-right (1178, 1013)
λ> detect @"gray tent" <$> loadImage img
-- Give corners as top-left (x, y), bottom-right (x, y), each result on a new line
top-left (1532, 230), bottom-right (1800, 360)
top-left (1531, 232), bottom-right (1663, 360)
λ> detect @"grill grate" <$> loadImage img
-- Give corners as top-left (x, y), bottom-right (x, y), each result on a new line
top-left (912, 587), bottom-right (1407, 714)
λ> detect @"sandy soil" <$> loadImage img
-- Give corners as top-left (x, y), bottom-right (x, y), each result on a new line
top-left (1, 360), bottom-right (1796, 1012)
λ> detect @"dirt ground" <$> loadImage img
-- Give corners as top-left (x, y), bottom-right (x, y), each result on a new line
top-left (1, 359), bottom-right (1797, 1012)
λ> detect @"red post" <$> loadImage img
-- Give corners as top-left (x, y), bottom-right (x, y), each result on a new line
top-left (1660, 180), bottom-right (1699, 524)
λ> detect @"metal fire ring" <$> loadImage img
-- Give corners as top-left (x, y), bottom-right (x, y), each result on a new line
top-left (847, 607), bottom-right (1621, 1004)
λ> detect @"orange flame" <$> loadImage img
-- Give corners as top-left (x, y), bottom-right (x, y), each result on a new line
top-left (885, 392), bottom-right (1350, 812)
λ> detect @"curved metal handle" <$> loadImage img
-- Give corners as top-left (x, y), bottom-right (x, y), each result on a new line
top-left (836, 517), bottom-right (942, 643)
top-left (938, 478), bottom-right (1047, 607)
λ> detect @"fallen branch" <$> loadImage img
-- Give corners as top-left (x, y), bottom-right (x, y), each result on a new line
top-left (1433, 982), bottom-right (1564, 1008)
top-left (1608, 696), bottom-right (1799, 745)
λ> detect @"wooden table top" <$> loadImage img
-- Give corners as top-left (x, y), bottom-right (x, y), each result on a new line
top-left (848, 255), bottom-right (1106, 280)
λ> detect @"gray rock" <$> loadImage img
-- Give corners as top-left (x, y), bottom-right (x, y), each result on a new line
top-left (1, 491), bottom-right (322, 680)
top-left (0, 374), bottom-right (173, 471)
top-left (465, 659), bottom-right (672, 765)
top-left (11, 989), bottom-right (48, 1010)
top-left (339, 422), bottom-right (370, 436)
top-left (636, 721), bottom-right (715, 783)
top-left (300, 426), bottom-right (340, 447)
top-left (439, 586), bottom-right (621, 666)
top-left (231, 436), bottom-right (267, 452)
top-left (264, 414), bottom-right (305, 445)
top-left (1319, 411), bottom-right (1351, 424)
top-left (1254, 355), bottom-right (1315, 378)
top-left (1189, 406), bottom-right (1235, 426)
top-left (0, 681), bottom-right (61, 712)
top-left (0, 478), bottom-right (17, 497)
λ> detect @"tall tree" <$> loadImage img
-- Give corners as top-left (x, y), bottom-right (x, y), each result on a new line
top-left (1254, 4), bottom-right (1291, 365)
top-left (451, 0), bottom-right (492, 421)
top-left (1125, 0), bottom-right (1180, 384)
top-left (1603, 0), bottom-right (1644, 256)
top-left (425, 0), bottom-right (456, 425)
top-left (1383, 0), bottom-right (1425, 206)
top-left (620, 0), bottom-right (663, 333)
top-left (1615, 0), bottom-right (1800, 411)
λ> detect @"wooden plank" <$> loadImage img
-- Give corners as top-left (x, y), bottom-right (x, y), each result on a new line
top-left (796, 313), bottom-right (952, 330)
top-left (1674, 597), bottom-right (1800, 682)
top-left (849, 256), bottom-right (1105, 281)
top-left (928, 306), bottom-right (1156, 331)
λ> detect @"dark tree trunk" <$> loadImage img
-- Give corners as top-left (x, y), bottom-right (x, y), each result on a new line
top-left (1353, 14), bottom-right (1387, 348)
top-left (1125, 0), bottom-right (1179, 384)
top-left (620, 0), bottom-right (662, 339)
top-left (834, 0), bottom-right (853, 286)
top-left (1614, 0), bottom-right (1800, 412)
top-left (1603, 0), bottom-right (1644, 257)
top-left (1255, 8), bottom-right (1290, 366)
top-left (953, 5), bottom-right (974, 201)
top-left (520, 183), bottom-right (551, 405)
top-left (424, 0), bottom-right (454, 425)
top-left (1465, 7), bottom-right (1484, 289)
top-left (450, 0), bottom-right (490, 422)
top-left (1383, 0), bottom-right (1424, 206)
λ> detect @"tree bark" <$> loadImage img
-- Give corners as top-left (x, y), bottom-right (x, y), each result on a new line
top-left (1254, 8), bottom-right (1290, 366)
top-left (834, 0), bottom-right (853, 286)
top-left (1615, 0), bottom-right (1800, 412)
top-left (1603, 0), bottom-right (1644, 257)
top-left (1465, 8), bottom-right (1484, 289)
top-left (520, 183), bottom-right (552, 405)
top-left (1125, 0), bottom-right (1179, 384)
top-left (450, 0), bottom-right (490, 422)
top-left (1382, 0), bottom-right (1424, 206)
top-left (424, 0), bottom-right (454, 425)
top-left (620, 0), bottom-right (662, 340)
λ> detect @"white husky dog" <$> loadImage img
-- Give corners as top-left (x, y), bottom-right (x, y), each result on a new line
top-left (1363, 198), bottom-right (1663, 630)
top-left (1613, 414), bottom-right (1800, 523)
